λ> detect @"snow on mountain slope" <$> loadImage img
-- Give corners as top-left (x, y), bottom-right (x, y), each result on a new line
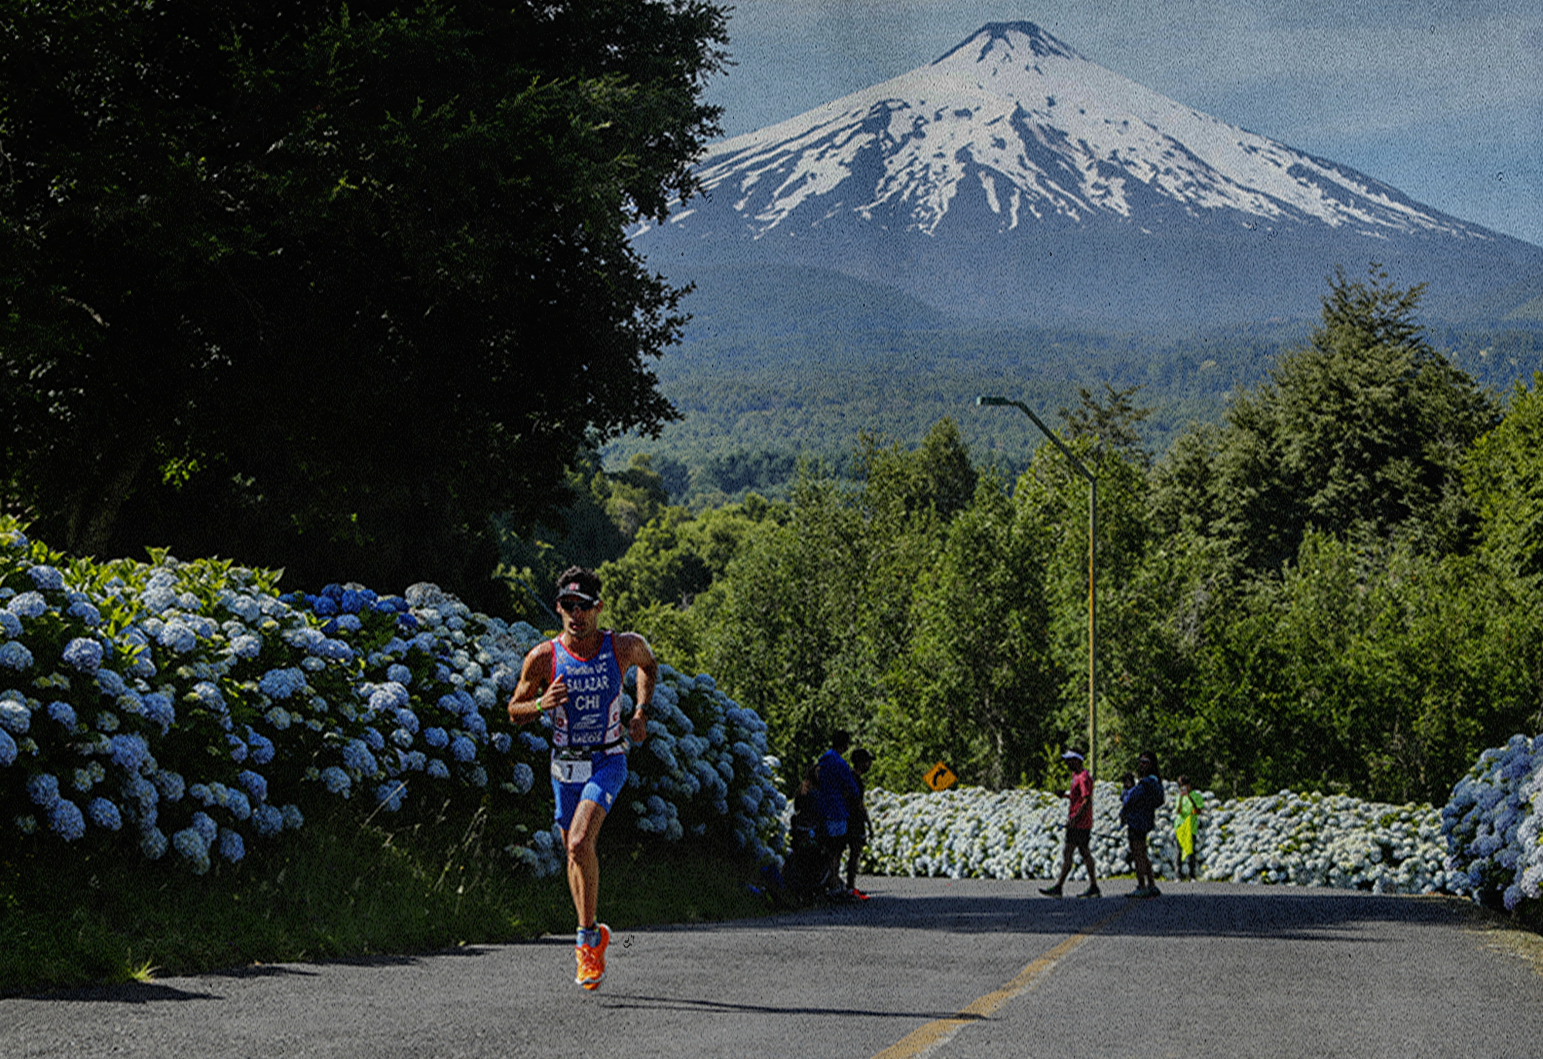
top-left (637, 22), bottom-right (1543, 326)
top-left (674, 22), bottom-right (1482, 241)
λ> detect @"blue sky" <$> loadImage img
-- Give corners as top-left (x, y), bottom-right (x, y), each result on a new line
top-left (701, 1), bottom-right (1543, 247)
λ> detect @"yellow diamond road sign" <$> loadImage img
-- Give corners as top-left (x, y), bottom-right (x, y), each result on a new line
top-left (925, 761), bottom-right (957, 791)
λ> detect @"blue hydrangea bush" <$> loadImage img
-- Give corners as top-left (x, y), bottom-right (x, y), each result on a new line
top-left (1441, 734), bottom-right (1543, 915)
top-left (0, 520), bottom-right (784, 876)
top-left (865, 781), bottom-right (1461, 895)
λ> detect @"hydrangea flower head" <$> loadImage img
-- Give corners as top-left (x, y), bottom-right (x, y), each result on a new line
top-left (87, 797), bottom-right (123, 831)
top-left (62, 637), bottom-right (104, 673)
top-left (253, 804), bottom-right (285, 836)
top-left (28, 565), bottom-right (65, 591)
top-left (376, 781), bottom-right (406, 812)
top-left (27, 772), bottom-right (62, 808)
top-left (228, 634), bottom-right (262, 659)
top-left (67, 600), bottom-right (102, 626)
top-left (0, 700), bottom-right (29, 734)
top-left (154, 770), bottom-right (186, 802)
top-left (246, 728), bottom-right (276, 765)
top-left (141, 692), bottom-right (175, 731)
top-left (258, 667), bottom-right (307, 700)
top-left (8, 591), bottom-right (48, 619)
top-left (0, 641), bottom-right (34, 669)
top-left (511, 762), bottom-right (535, 794)
top-left (50, 799), bottom-right (86, 841)
top-left (109, 733), bottom-right (151, 773)
top-left (140, 828), bottom-right (169, 860)
top-left (341, 740), bottom-right (378, 775)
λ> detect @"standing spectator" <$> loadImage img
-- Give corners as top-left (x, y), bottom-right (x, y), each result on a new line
top-left (815, 731), bottom-right (861, 898)
top-left (843, 747), bottom-right (874, 899)
top-left (1041, 749), bottom-right (1100, 898)
top-left (1123, 750), bottom-right (1165, 898)
top-left (1173, 775), bottom-right (1204, 880)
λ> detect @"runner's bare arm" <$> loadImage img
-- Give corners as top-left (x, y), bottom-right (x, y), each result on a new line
top-left (507, 642), bottom-right (562, 725)
top-left (617, 632), bottom-right (658, 743)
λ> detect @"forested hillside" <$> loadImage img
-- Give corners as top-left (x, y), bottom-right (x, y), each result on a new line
top-left (559, 270), bottom-right (1543, 806)
top-left (602, 264), bottom-right (1543, 508)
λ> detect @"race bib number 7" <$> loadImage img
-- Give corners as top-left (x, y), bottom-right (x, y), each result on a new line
top-left (551, 757), bottom-right (593, 784)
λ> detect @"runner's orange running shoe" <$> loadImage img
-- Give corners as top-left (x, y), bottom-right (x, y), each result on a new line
top-left (575, 924), bottom-right (611, 990)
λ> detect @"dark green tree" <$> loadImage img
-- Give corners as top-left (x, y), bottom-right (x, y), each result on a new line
top-left (1464, 373), bottom-right (1543, 579)
top-left (0, 0), bottom-right (728, 607)
top-left (855, 418), bottom-right (978, 521)
top-left (881, 469), bottom-right (1056, 791)
top-left (595, 492), bottom-right (781, 669)
top-left (1153, 267), bottom-right (1498, 574)
top-left (698, 468), bottom-right (863, 782)
top-left (1059, 381), bottom-right (1153, 469)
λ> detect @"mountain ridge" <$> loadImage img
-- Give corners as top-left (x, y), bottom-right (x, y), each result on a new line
top-left (636, 21), bottom-right (1543, 328)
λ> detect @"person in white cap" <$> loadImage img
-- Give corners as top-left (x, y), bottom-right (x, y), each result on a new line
top-left (508, 565), bottom-right (656, 989)
top-left (1040, 749), bottom-right (1100, 898)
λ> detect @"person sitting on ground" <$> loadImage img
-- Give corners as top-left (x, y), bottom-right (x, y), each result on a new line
top-left (782, 764), bottom-right (831, 900)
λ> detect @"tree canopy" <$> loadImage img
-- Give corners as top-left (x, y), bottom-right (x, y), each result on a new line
top-left (0, 0), bottom-right (728, 607)
top-left (1152, 266), bottom-right (1498, 572)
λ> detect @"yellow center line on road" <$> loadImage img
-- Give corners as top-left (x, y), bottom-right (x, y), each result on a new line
top-left (870, 902), bottom-right (1137, 1059)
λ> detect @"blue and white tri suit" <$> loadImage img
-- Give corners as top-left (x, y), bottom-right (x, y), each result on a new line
top-left (549, 632), bottom-right (631, 829)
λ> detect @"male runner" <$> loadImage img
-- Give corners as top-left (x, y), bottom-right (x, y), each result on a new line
top-left (508, 566), bottom-right (656, 989)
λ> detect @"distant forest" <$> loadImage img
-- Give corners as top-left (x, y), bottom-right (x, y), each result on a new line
top-left (604, 314), bottom-right (1543, 509)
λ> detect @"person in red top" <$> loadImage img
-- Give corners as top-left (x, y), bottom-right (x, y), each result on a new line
top-left (1040, 749), bottom-right (1101, 898)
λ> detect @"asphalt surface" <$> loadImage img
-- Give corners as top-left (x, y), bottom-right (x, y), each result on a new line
top-left (4, 877), bottom-right (1541, 1058)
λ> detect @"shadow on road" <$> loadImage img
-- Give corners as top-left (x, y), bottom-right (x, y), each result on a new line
top-left (9, 944), bottom-right (507, 1004)
top-left (693, 880), bottom-right (1472, 943)
top-left (597, 991), bottom-right (988, 1022)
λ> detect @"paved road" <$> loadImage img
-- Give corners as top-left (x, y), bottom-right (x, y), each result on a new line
top-left (4, 877), bottom-right (1541, 1058)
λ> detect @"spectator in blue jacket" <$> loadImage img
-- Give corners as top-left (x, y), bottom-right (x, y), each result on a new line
top-left (815, 731), bottom-right (861, 896)
top-left (1122, 750), bottom-right (1165, 898)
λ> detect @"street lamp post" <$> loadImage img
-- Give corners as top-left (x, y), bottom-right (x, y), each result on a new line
top-left (976, 395), bottom-right (1098, 780)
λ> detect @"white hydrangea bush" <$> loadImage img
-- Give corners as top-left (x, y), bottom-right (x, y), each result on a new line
top-left (0, 520), bottom-right (784, 876)
top-left (866, 781), bottom-right (1458, 895)
top-left (1200, 791), bottom-right (1455, 893)
top-left (1441, 734), bottom-right (1543, 913)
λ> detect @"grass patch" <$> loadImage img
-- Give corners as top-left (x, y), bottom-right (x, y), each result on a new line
top-left (0, 798), bottom-right (774, 996)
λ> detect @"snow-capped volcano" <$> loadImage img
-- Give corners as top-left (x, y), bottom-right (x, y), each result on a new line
top-left (637, 22), bottom-right (1543, 326)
